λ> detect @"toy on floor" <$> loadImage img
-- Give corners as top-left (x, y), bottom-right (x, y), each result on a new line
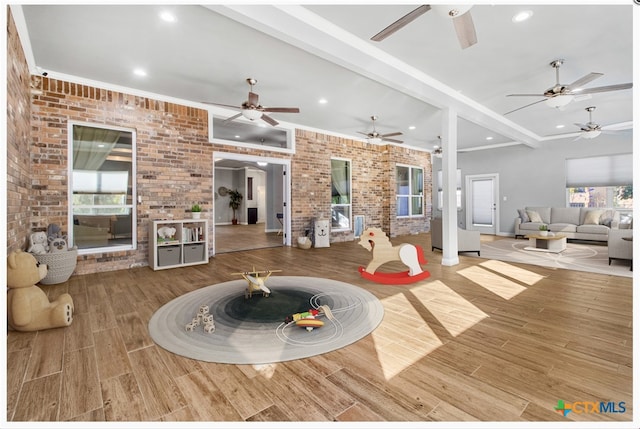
top-left (231, 267), bottom-right (282, 299)
top-left (7, 250), bottom-right (74, 331)
top-left (357, 227), bottom-right (430, 285)
top-left (185, 304), bottom-right (215, 333)
top-left (285, 305), bottom-right (335, 332)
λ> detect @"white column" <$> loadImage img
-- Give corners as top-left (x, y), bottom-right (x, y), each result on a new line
top-left (441, 108), bottom-right (459, 266)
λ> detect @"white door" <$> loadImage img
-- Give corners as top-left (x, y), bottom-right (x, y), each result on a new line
top-left (466, 174), bottom-right (499, 235)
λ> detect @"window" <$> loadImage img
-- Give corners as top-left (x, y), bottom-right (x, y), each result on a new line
top-left (209, 113), bottom-right (294, 153)
top-left (566, 154), bottom-right (633, 216)
top-left (331, 159), bottom-right (351, 231)
top-left (69, 123), bottom-right (136, 253)
top-left (396, 165), bottom-right (424, 217)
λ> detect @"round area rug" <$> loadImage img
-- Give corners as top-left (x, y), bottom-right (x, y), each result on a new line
top-left (148, 276), bottom-right (384, 364)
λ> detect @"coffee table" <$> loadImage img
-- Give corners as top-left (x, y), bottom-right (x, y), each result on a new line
top-left (524, 234), bottom-right (567, 253)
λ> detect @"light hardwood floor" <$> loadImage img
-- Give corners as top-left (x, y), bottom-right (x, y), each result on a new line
top-left (6, 233), bottom-right (633, 423)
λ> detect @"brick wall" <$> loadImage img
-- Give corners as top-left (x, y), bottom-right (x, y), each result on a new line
top-left (8, 9), bottom-right (432, 275)
top-left (6, 7), bottom-right (32, 253)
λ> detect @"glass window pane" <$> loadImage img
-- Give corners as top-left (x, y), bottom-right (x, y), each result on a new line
top-left (396, 166), bottom-right (409, 194)
top-left (411, 168), bottom-right (423, 195)
top-left (411, 196), bottom-right (423, 215)
top-left (331, 205), bottom-right (351, 229)
top-left (331, 159), bottom-right (350, 204)
top-left (397, 196), bottom-right (409, 216)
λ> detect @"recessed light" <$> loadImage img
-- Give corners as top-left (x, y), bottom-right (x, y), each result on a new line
top-left (408, 126), bottom-right (416, 130)
top-left (234, 135), bottom-right (240, 139)
top-left (512, 10), bottom-right (533, 23)
top-left (318, 98), bottom-right (328, 104)
top-left (486, 136), bottom-right (493, 140)
top-left (133, 68), bottom-right (147, 77)
top-left (556, 124), bottom-right (565, 129)
top-left (159, 11), bottom-right (176, 22)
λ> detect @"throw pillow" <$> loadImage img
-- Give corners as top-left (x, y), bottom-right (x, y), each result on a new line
top-left (599, 209), bottom-right (615, 227)
top-left (517, 209), bottom-right (530, 223)
top-left (526, 210), bottom-right (543, 223)
top-left (583, 210), bottom-right (603, 225)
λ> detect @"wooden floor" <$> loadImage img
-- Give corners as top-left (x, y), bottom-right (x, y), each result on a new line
top-left (215, 223), bottom-right (283, 254)
top-left (6, 233), bottom-right (633, 424)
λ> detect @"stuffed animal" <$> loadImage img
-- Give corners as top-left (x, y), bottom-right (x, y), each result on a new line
top-left (47, 223), bottom-right (63, 240)
top-left (157, 226), bottom-right (176, 240)
top-left (7, 250), bottom-right (74, 331)
top-left (27, 231), bottom-right (49, 255)
top-left (48, 236), bottom-right (68, 253)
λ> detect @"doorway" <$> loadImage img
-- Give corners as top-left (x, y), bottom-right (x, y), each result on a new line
top-left (212, 152), bottom-right (290, 254)
top-left (465, 173), bottom-right (499, 235)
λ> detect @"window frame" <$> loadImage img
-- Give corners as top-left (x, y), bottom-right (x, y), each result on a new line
top-left (68, 121), bottom-right (137, 255)
top-left (330, 158), bottom-right (352, 232)
top-left (396, 164), bottom-right (425, 218)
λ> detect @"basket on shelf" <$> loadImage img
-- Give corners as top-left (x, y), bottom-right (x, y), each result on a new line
top-left (33, 248), bottom-right (78, 285)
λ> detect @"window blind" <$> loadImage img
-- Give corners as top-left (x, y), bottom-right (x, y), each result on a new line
top-left (565, 154), bottom-right (632, 187)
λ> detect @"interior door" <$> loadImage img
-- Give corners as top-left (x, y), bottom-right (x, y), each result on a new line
top-left (466, 174), bottom-right (499, 235)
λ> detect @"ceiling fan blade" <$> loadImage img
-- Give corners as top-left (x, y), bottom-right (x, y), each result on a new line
top-left (261, 114), bottom-right (279, 126)
top-left (602, 121), bottom-right (633, 131)
top-left (576, 83), bottom-right (632, 95)
top-left (452, 11), bottom-right (477, 49)
top-left (202, 102), bottom-right (242, 110)
top-left (383, 138), bottom-right (404, 144)
top-left (506, 93), bottom-right (546, 97)
top-left (224, 112), bottom-right (243, 123)
top-left (248, 91), bottom-right (259, 106)
top-left (566, 72), bottom-right (603, 91)
top-left (573, 122), bottom-right (588, 130)
top-left (504, 98), bottom-right (547, 115)
top-left (381, 132), bottom-right (403, 138)
top-left (357, 131), bottom-right (371, 137)
top-left (371, 5), bottom-right (431, 42)
top-left (262, 107), bottom-right (300, 113)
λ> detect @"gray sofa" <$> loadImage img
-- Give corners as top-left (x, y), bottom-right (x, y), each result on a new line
top-left (514, 206), bottom-right (620, 242)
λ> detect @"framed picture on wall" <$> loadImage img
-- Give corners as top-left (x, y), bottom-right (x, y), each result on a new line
top-left (354, 215), bottom-right (365, 238)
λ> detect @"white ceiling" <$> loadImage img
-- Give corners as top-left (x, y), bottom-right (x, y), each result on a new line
top-left (16, 3), bottom-right (634, 153)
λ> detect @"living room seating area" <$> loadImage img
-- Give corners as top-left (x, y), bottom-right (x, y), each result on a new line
top-left (514, 206), bottom-right (622, 242)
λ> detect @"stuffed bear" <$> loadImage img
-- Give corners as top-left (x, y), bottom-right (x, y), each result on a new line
top-left (27, 231), bottom-right (49, 255)
top-left (7, 250), bottom-right (74, 331)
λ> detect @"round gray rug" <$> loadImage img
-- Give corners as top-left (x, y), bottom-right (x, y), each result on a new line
top-left (148, 276), bottom-right (384, 364)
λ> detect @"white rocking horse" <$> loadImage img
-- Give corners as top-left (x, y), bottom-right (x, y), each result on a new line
top-left (357, 227), bottom-right (429, 284)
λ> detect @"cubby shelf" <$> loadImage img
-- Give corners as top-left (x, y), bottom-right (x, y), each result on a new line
top-left (148, 219), bottom-right (209, 270)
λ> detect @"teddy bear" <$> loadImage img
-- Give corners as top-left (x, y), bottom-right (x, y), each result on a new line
top-left (27, 231), bottom-right (49, 255)
top-left (7, 250), bottom-right (74, 331)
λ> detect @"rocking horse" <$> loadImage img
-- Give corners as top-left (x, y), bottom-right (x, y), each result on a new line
top-left (357, 227), bottom-right (430, 285)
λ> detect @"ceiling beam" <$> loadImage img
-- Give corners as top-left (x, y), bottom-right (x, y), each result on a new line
top-left (207, 4), bottom-right (541, 149)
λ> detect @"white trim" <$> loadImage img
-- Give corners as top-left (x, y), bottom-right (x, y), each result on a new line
top-left (67, 121), bottom-right (137, 255)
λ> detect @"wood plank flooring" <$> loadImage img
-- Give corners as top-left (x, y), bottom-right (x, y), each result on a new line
top-left (5, 233), bottom-right (633, 423)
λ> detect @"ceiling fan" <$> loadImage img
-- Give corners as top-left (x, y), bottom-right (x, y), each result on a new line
top-left (505, 59), bottom-right (633, 115)
top-left (358, 116), bottom-right (403, 144)
top-left (371, 4), bottom-right (477, 50)
top-left (573, 106), bottom-right (629, 140)
top-left (203, 78), bottom-right (299, 126)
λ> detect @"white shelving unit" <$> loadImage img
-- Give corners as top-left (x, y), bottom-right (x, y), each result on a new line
top-left (148, 219), bottom-right (208, 270)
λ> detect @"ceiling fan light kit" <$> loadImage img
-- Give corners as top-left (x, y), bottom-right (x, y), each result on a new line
top-left (545, 94), bottom-right (573, 109)
top-left (241, 109), bottom-right (263, 121)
